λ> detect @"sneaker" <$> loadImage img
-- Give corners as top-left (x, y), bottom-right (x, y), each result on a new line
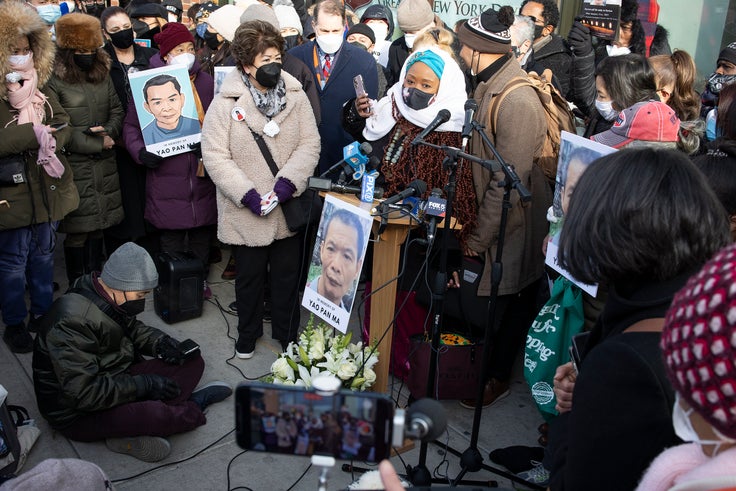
top-left (221, 254), bottom-right (236, 280)
top-left (515, 462), bottom-right (550, 489)
top-left (3, 323), bottom-right (33, 353)
top-left (189, 381), bottom-right (233, 411)
top-left (203, 281), bottom-right (212, 300)
top-left (235, 338), bottom-right (255, 359)
top-left (105, 436), bottom-right (171, 462)
top-left (489, 445), bottom-right (545, 474)
top-left (459, 378), bottom-right (510, 409)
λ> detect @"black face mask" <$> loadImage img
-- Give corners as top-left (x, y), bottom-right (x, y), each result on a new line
top-left (283, 34), bottom-right (300, 51)
top-left (254, 62), bottom-right (282, 88)
top-left (114, 291), bottom-right (146, 316)
top-left (203, 30), bottom-right (220, 50)
top-left (533, 24), bottom-right (545, 40)
top-left (73, 53), bottom-right (95, 71)
top-left (107, 28), bottom-right (135, 50)
top-left (402, 86), bottom-right (434, 111)
top-left (85, 4), bottom-right (104, 18)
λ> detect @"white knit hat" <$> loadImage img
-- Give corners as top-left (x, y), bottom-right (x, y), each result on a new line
top-left (207, 4), bottom-right (246, 43)
top-left (274, 3), bottom-right (302, 35)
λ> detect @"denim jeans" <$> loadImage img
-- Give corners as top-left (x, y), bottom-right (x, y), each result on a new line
top-left (0, 222), bottom-right (58, 326)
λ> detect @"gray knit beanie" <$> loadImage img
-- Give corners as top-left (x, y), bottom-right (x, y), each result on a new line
top-left (101, 242), bottom-right (158, 291)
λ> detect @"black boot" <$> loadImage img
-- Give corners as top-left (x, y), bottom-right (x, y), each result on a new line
top-left (64, 246), bottom-right (86, 287)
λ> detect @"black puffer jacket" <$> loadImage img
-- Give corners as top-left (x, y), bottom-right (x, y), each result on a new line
top-left (32, 274), bottom-right (166, 429)
top-left (533, 34), bottom-right (572, 99)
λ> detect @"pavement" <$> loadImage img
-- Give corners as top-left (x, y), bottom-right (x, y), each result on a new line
top-left (1, 244), bottom-right (543, 490)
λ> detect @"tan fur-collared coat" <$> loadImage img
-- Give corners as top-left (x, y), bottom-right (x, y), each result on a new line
top-left (202, 69), bottom-right (320, 247)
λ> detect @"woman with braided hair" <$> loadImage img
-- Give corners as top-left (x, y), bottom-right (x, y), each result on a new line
top-left (343, 43), bottom-right (476, 244)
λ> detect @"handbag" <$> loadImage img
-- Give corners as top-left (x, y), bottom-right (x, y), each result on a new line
top-left (250, 128), bottom-right (322, 233)
top-left (406, 333), bottom-right (484, 400)
top-left (523, 276), bottom-right (584, 420)
top-left (0, 154), bottom-right (26, 187)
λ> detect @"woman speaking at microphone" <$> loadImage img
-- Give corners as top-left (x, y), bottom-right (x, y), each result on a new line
top-left (343, 30), bottom-right (477, 244)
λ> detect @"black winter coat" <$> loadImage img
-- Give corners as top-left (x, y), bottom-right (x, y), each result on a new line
top-left (32, 274), bottom-right (166, 429)
top-left (533, 34), bottom-right (573, 99)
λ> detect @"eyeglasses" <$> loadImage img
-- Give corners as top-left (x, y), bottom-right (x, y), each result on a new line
top-left (525, 15), bottom-right (546, 27)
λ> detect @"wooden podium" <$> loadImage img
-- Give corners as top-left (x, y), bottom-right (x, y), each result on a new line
top-left (326, 193), bottom-right (459, 394)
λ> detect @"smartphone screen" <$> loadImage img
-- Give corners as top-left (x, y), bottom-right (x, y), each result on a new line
top-left (178, 339), bottom-right (200, 357)
top-left (50, 122), bottom-right (68, 130)
top-left (353, 74), bottom-right (366, 98)
top-left (236, 382), bottom-right (394, 463)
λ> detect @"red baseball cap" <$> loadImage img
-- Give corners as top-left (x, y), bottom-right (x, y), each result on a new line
top-left (591, 101), bottom-right (680, 149)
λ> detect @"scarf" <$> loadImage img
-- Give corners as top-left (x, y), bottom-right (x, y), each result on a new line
top-left (241, 72), bottom-right (287, 119)
top-left (189, 73), bottom-right (205, 126)
top-left (6, 53), bottom-right (48, 126)
top-left (32, 124), bottom-right (64, 178)
top-left (363, 46), bottom-right (466, 141)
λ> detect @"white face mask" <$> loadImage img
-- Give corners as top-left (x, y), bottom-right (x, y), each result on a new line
top-left (606, 44), bottom-right (631, 57)
top-left (168, 52), bottom-right (195, 71)
top-left (315, 33), bottom-right (343, 55)
top-left (672, 393), bottom-right (736, 455)
top-left (595, 99), bottom-right (619, 121)
top-left (366, 21), bottom-right (388, 42)
top-left (8, 53), bottom-right (32, 67)
top-left (404, 33), bottom-right (416, 49)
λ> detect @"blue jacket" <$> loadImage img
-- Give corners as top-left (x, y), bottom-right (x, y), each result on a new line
top-left (289, 40), bottom-right (378, 176)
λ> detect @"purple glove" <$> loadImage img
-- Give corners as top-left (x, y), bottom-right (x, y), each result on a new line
top-left (241, 189), bottom-right (262, 216)
top-left (273, 177), bottom-right (296, 202)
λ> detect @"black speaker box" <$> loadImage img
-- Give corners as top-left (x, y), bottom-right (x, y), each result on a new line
top-left (154, 251), bottom-right (204, 324)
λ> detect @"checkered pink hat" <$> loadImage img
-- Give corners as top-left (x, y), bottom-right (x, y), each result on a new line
top-left (661, 243), bottom-right (736, 439)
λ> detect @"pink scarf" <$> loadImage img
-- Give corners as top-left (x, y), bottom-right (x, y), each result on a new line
top-left (32, 124), bottom-right (64, 178)
top-left (6, 53), bottom-right (47, 125)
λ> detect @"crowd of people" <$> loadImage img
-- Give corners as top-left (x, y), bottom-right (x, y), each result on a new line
top-left (2, 0), bottom-right (736, 488)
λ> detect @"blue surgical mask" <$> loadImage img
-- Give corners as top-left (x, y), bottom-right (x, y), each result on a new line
top-left (195, 22), bottom-right (207, 39)
top-left (36, 4), bottom-right (61, 25)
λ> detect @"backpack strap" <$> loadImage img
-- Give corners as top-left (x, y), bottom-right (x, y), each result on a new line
top-left (488, 76), bottom-right (535, 136)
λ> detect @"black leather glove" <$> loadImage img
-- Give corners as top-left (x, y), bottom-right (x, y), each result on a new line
top-left (155, 335), bottom-right (183, 365)
top-left (188, 141), bottom-right (202, 158)
top-left (139, 148), bottom-right (164, 169)
top-left (133, 374), bottom-right (181, 400)
top-left (567, 21), bottom-right (593, 57)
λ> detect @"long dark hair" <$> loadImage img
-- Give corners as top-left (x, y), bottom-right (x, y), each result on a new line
top-left (597, 53), bottom-right (658, 111)
top-left (559, 148), bottom-right (730, 284)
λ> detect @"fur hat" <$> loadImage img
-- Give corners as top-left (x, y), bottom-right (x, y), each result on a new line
top-left (273, 0), bottom-right (301, 35)
top-left (397, 0), bottom-right (434, 33)
top-left (207, 4), bottom-right (245, 43)
top-left (241, 4), bottom-right (280, 31)
top-left (101, 242), bottom-right (158, 291)
top-left (55, 13), bottom-right (103, 51)
top-left (0, 0), bottom-right (55, 99)
top-left (661, 242), bottom-right (736, 439)
top-left (457, 6), bottom-right (513, 54)
top-left (154, 22), bottom-right (194, 58)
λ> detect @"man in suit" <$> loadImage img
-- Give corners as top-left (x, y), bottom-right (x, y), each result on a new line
top-left (289, 0), bottom-right (378, 177)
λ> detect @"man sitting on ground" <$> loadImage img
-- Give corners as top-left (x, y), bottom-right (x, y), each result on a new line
top-left (32, 242), bottom-right (231, 462)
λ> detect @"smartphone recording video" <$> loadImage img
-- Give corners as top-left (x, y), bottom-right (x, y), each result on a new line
top-left (236, 382), bottom-right (394, 463)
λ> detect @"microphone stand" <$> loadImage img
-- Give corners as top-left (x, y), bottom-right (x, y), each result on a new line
top-left (414, 126), bottom-right (541, 489)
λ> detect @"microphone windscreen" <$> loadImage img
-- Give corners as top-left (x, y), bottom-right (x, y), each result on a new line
top-left (408, 398), bottom-right (447, 441)
top-left (464, 99), bottom-right (478, 111)
top-left (410, 179), bottom-right (428, 196)
top-left (359, 141), bottom-right (373, 155)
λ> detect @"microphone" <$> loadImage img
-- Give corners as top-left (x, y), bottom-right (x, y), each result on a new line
top-left (308, 176), bottom-right (384, 198)
top-left (405, 398), bottom-right (447, 441)
top-left (367, 155), bottom-right (381, 172)
top-left (461, 99), bottom-right (477, 151)
top-left (319, 141), bottom-right (373, 179)
top-left (411, 109), bottom-right (451, 145)
top-left (373, 179), bottom-right (427, 214)
top-left (423, 188), bottom-right (446, 244)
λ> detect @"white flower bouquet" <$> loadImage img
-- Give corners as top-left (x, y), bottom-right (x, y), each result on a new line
top-left (268, 315), bottom-right (379, 391)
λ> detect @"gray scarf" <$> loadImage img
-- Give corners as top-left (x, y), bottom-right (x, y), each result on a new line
top-left (241, 72), bottom-right (286, 119)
